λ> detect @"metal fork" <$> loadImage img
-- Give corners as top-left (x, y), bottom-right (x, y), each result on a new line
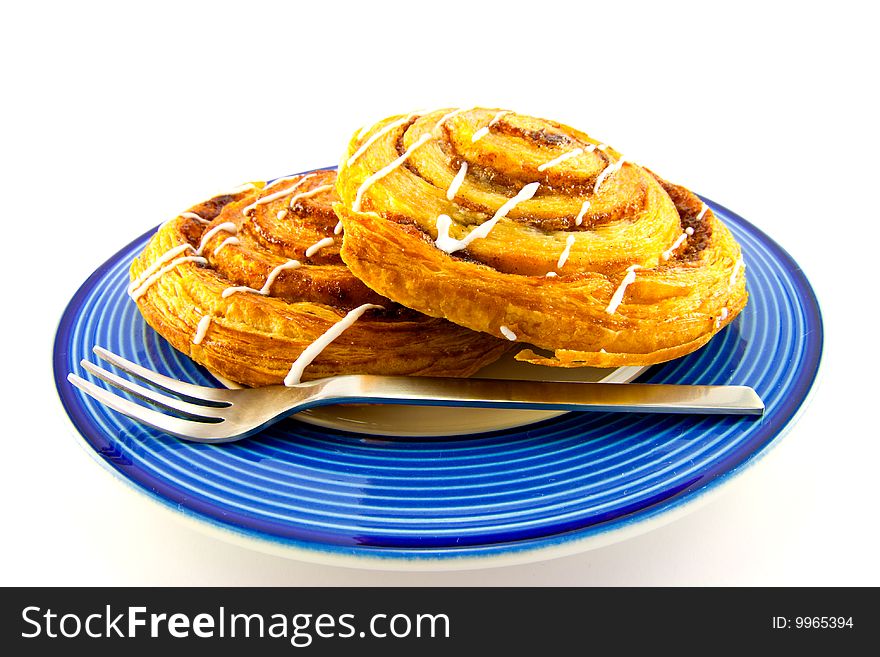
top-left (67, 346), bottom-right (764, 443)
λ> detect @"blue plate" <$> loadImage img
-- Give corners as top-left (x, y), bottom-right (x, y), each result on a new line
top-left (53, 197), bottom-right (822, 568)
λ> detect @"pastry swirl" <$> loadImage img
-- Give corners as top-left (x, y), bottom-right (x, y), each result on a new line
top-left (129, 168), bottom-right (508, 386)
top-left (335, 108), bottom-right (748, 367)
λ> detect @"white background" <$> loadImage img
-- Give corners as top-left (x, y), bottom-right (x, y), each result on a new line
top-left (2, 1), bottom-right (877, 585)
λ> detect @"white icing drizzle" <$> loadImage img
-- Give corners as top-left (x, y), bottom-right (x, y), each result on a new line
top-left (197, 222), bottom-right (237, 254)
top-left (334, 220), bottom-right (344, 235)
top-left (721, 307), bottom-right (729, 320)
top-left (598, 144), bottom-right (608, 151)
top-left (277, 209), bottom-right (288, 220)
top-left (130, 256), bottom-right (207, 302)
top-left (729, 257), bottom-right (744, 286)
top-left (283, 303), bottom-right (384, 386)
top-left (347, 112), bottom-right (423, 166)
top-left (258, 259), bottom-right (302, 293)
top-left (221, 259), bottom-right (301, 298)
top-left (352, 133), bottom-right (433, 212)
top-left (434, 107), bottom-right (468, 134)
top-left (288, 184), bottom-right (334, 209)
top-left (434, 181), bottom-right (541, 254)
top-left (489, 110), bottom-right (511, 126)
top-left (556, 234), bottom-right (576, 269)
top-left (471, 126), bottom-right (490, 142)
top-left (575, 200), bottom-right (591, 226)
top-left (226, 182), bottom-right (256, 195)
top-left (264, 175), bottom-right (300, 191)
top-left (696, 203), bottom-right (709, 223)
top-left (685, 226), bottom-right (695, 236)
top-left (605, 265), bottom-right (641, 315)
top-left (221, 286), bottom-right (257, 299)
top-left (468, 111), bottom-right (507, 142)
top-left (213, 236), bottom-right (240, 256)
top-left (537, 147), bottom-right (584, 172)
top-left (193, 315), bottom-right (212, 345)
top-left (433, 215), bottom-right (457, 251)
top-left (662, 232), bottom-right (689, 261)
top-left (585, 144), bottom-right (597, 153)
top-left (600, 348), bottom-right (607, 353)
top-left (242, 174), bottom-right (315, 215)
top-left (305, 237), bottom-right (334, 258)
top-left (499, 326), bottom-right (517, 341)
top-left (446, 161), bottom-right (468, 200)
top-left (593, 157), bottom-right (626, 194)
top-left (128, 243), bottom-right (195, 294)
top-left (545, 271), bottom-right (558, 278)
top-left (180, 211), bottom-right (210, 225)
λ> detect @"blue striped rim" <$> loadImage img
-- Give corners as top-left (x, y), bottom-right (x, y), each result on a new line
top-left (53, 195), bottom-right (822, 560)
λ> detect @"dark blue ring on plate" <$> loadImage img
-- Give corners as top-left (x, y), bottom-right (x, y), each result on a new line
top-left (52, 193), bottom-right (822, 562)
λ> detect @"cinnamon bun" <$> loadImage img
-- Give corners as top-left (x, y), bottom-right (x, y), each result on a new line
top-left (129, 168), bottom-right (509, 386)
top-left (334, 108), bottom-right (748, 367)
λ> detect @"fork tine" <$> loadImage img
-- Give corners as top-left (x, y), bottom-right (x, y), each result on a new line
top-left (67, 374), bottom-right (232, 442)
top-left (81, 360), bottom-right (227, 420)
top-left (93, 346), bottom-right (232, 405)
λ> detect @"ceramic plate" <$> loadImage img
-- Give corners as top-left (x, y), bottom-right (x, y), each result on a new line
top-left (53, 196), bottom-right (822, 569)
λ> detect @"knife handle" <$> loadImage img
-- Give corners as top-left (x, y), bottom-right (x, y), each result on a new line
top-left (307, 376), bottom-right (765, 416)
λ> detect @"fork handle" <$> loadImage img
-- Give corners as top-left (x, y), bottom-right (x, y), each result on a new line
top-left (310, 376), bottom-right (764, 415)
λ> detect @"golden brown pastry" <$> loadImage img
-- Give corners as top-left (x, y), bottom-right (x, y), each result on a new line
top-left (334, 108), bottom-right (748, 367)
top-left (129, 168), bottom-right (509, 386)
